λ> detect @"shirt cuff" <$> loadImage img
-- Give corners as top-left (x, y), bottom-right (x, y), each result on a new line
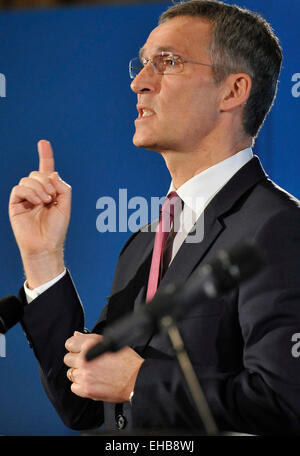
top-left (129, 390), bottom-right (134, 405)
top-left (24, 269), bottom-right (67, 304)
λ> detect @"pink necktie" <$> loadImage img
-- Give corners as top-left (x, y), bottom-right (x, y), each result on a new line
top-left (146, 192), bottom-right (182, 302)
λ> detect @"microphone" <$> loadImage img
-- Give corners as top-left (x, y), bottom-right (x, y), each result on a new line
top-left (86, 242), bottom-right (263, 361)
top-left (0, 295), bottom-right (24, 334)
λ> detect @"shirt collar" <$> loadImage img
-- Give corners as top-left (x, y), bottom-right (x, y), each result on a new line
top-left (167, 148), bottom-right (253, 217)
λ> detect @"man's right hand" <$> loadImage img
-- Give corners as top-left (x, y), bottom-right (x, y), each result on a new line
top-left (9, 140), bottom-right (72, 289)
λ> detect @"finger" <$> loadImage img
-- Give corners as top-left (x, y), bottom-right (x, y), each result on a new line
top-left (38, 139), bottom-right (55, 175)
top-left (70, 381), bottom-right (99, 401)
top-left (65, 334), bottom-right (87, 353)
top-left (81, 336), bottom-right (104, 356)
top-left (19, 177), bottom-right (54, 204)
top-left (71, 381), bottom-right (109, 402)
top-left (9, 184), bottom-right (43, 206)
top-left (65, 333), bottom-right (104, 353)
top-left (64, 352), bottom-right (80, 368)
top-left (70, 382), bottom-right (87, 398)
top-left (67, 367), bottom-right (79, 384)
top-left (66, 368), bottom-right (74, 382)
top-left (28, 171), bottom-right (57, 197)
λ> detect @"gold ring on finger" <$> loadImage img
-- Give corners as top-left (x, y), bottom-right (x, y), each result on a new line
top-left (67, 367), bottom-right (75, 383)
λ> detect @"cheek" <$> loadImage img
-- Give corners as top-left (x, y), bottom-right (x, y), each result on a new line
top-left (162, 78), bottom-right (217, 118)
top-left (159, 91), bottom-right (193, 123)
top-left (189, 86), bottom-right (220, 124)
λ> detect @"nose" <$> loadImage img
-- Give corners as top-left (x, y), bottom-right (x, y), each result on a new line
top-left (130, 62), bottom-right (160, 94)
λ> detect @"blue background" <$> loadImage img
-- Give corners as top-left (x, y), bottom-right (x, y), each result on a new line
top-left (0, 0), bottom-right (299, 435)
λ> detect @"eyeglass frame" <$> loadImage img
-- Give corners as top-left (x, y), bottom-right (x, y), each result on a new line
top-left (128, 51), bottom-right (230, 79)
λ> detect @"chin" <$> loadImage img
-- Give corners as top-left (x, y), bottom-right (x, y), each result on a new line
top-left (133, 134), bottom-right (158, 151)
top-left (132, 131), bottom-right (178, 153)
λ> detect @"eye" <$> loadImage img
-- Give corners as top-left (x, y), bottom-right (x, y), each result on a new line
top-left (163, 55), bottom-right (176, 67)
top-left (162, 54), bottom-right (181, 69)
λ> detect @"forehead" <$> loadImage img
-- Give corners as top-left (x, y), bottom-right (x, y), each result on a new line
top-left (140, 16), bottom-right (212, 59)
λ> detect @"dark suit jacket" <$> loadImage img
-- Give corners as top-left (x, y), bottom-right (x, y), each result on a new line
top-left (19, 156), bottom-right (300, 435)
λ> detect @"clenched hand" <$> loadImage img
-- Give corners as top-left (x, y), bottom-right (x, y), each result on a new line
top-left (64, 332), bottom-right (144, 403)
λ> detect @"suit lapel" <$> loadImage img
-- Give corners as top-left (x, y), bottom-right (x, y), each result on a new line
top-left (157, 155), bottom-right (267, 289)
top-left (106, 222), bottom-right (157, 324)
top-left (158, 207), bottom-right (223, 289)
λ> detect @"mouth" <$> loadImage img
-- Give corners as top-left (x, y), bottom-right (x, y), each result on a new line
top-left (136, 106), bottom-right (155, 120)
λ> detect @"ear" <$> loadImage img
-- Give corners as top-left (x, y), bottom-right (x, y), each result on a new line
top-left (219, 73), bottom-right (252, 112)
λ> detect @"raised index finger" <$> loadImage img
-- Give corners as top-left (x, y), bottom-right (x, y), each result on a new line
top-left (38, 139), bottom-right (55, 174)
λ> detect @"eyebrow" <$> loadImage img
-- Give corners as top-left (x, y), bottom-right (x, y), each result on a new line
top-left (139, 46), bottom-right (181, 59)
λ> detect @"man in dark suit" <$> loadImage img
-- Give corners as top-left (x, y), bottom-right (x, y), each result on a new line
top-left (9, 0), bottom-right (300, 434)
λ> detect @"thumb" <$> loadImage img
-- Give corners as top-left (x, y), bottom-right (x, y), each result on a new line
top-left (50, 172), bottom-right (71, 193)
top-left (50, 172), bottom-right (72, 211)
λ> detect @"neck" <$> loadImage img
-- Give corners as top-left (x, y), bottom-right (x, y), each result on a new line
top-left (161, 137), bottom-right (252, 189)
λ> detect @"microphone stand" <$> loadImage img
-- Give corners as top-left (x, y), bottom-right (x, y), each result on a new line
top-left (159, 314), bottom-right (219, 436)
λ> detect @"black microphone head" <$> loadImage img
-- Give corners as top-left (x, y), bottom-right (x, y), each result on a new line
top-left (0, 295), bottom-right (24, 334)
top-left (205, 241), bottom-right (264, 294)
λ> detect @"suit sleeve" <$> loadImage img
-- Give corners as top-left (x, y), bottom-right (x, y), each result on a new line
top-left (131, 208), bottom-right (300, 434)
top-left (20, 271), bottom-right (106, 431)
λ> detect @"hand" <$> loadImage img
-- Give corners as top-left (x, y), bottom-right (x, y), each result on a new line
top-left (9, 140), bottom-right (71, 287)
top-left (64, 332), bottom-right (144, 403)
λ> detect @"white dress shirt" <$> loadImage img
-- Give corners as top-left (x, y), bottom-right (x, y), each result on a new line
top-left (167, 147), bottom-right (253, 263)
top-left (24, 147), bottom-right (253, 303)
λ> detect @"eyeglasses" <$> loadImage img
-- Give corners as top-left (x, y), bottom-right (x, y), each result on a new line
top-left (129, 51), bottom-right (220, 79)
